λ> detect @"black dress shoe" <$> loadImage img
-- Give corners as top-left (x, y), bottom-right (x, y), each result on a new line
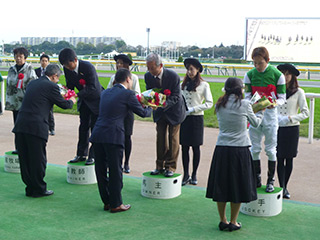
top-left (150, 169), bottom-right (163, 175)
top-left (85, 158), bottom-right (95, 165)
top-left (69, 156), bottom-right (86, 163)
top-left (182, 176), bottom-right (191, 186)
top-left (104, 204), bottom-right (110, 211)
top-left (283, 189), bottom-right (290, 199)
top-left (229, 222), bottom-right (241, 231)
top-left (219, 221), bottom-right (229, 231)
top-left (190, 175), bottom-right (198, 185)
top-left (33, 190), bottom-right (54, 198)
top-left (123, 165), bottom-right (130, 173)
top-left (164, 170), bottom-right (174, 177)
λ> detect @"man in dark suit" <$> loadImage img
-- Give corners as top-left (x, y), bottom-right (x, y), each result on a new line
top-left (145, 53), bottom-right (186, 177)
top-left (35, 54), bottom-right (55, 136)
top-left (59, 48), bottom-right (103, 165)
top-left (90, 68), bottom-right (151, 213)
top-left (13, 64), bottom-right (76, 197)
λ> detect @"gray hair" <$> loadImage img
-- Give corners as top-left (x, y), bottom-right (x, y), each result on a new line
top-left (146, 53), bottom-right (162, 66)
top-left (45, 64), bottom-right (63, 77)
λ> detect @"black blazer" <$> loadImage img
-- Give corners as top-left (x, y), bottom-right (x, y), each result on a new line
top-left (63, 60), bottom-right (103, 115)
top-left (35, 67), bottom-right (42, 78)
top-left (90, 84), bottom-right (151, 147)
top-left (12, 76), bottom-right (74, 141)
top-left (145, 68), bottom-right (186, 125)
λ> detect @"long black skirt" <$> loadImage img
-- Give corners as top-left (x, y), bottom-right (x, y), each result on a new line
top-left (179, 115), bottom-right (204, 146)
top-left (277, 126), bottom-right (299, 158)
top-left (206, 146), bottom-right (257, 203)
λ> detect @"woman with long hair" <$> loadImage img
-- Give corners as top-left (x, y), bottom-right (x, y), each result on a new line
top-left (180, 58), bottom-right (213, 185)
top-left (276, 64), bottom-right (309, 199)
top-left (206, 77), bottom-right (264, 231)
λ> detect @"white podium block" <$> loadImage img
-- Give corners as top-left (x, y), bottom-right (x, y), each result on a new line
top-left (67, 162), bottom-right (97, 184)
top-left (4, 151), bottom-right (20, 173)
top-left (240, 186), bottom-right (283, 217)
top-left (141, 171), bottom-right (182, 199)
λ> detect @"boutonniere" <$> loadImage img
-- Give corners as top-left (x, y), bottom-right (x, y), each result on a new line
top-left (163, 89), bottom-right (171, 96)
top-left (16, 73), bottom-right (24, 89)
top-left (79, 79), bottom-right (86, 87)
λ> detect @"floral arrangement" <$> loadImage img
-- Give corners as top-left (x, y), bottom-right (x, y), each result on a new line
top-left (251, 91), bottom-right (277, 113)
top-left (58, 84), bottom-right (77, 100)
top-left (16, 73), bottom-right (24, 89)
top-left (137, 88), bottom-right (171, 108)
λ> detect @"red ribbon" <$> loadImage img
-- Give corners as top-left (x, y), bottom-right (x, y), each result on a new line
top-left (16, 73), bottom-right (24, 89)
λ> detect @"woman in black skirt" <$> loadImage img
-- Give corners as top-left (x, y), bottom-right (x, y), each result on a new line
top-left (276, 64), bottom-right (309, 199)
top-left (180, 58), bottom-right (213, 185)
top-left (206, 78), bottom-right (264, 231)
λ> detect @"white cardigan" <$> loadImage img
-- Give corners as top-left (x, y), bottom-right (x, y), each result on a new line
top-left (277, 88), bottom-right (309, 127)
top-left (181, 81), bottom-right (213, 116)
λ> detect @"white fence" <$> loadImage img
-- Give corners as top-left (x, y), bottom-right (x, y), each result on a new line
top-left (1, 77), bottom-right (319, 143)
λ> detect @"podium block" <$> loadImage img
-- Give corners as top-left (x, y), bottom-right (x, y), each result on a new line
top-left (4, 151), bottom-right (20, 173)
top-left (240, 186), bottom-right (283, 217)
top-left (141, 171), bottom-right (182, 199)
top-left (67, 162), bottom-right (97, 184)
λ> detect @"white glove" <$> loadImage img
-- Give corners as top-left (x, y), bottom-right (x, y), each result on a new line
top-left (186, 107), bottom-right (195, 116)
top-left (278, 115), bottom-right (290, 125)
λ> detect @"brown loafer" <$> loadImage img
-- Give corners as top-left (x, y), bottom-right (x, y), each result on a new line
top-left (110, 204), bottom-right (131, 213)
top-left (104, 204), bottom-right (110, 211)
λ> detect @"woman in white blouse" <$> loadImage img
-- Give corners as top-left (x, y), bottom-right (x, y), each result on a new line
top-left (180, 58), bottom-right (213, 186)
top-left (276, 64), bottom-right (309, 199)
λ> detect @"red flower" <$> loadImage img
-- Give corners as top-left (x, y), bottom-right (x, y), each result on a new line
top-left (154, 92), bottom-right (160, 105)
top-left (79, 79), bottom-right (86, 86)
top-left (163, 89), bottom-right (171, 96)
top-left (18, 73), bottom-right (24, 80)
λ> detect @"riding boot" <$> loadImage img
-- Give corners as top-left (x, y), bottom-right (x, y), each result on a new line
top-left (266, 161), bottom-right (276, 193)
top-left (253, 160), bottom-right (261, 188)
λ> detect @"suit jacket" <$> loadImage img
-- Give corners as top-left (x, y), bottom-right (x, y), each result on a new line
top-left (145, 68), bottom-right (186, 125)
top-left (35, 67), bottom-right (42, 78)
top-left (12, 76), bottom-right (74, 141)
top-left (90, 84), bottom-right (152, 147)
top-left (63, 60), bottom-right (103, 115)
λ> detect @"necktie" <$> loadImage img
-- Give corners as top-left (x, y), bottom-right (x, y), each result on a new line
top-left (155, 77), bottom-right (161, 88)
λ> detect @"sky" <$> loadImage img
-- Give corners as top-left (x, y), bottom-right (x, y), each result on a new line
top-left (1, 0), bottom-right (319, 48)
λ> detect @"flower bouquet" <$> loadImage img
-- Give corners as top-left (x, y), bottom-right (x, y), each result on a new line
top-left (136, 88), bottom-right (171, 108)
top-left (251, 91), bottom-right (277, 113)
top-left (58, 84), bottom-right (77, 100)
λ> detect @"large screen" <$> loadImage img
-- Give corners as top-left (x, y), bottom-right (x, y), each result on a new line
top-left (245, 18), bottom-right (320, 63)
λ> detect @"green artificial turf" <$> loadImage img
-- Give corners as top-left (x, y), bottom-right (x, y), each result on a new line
top-left (0, 157), bottom-right (320, 240)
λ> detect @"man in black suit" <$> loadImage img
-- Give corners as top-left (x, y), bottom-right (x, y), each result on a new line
top-left (59, 48), bottom-right (103, 165)
top-left (13, 64), bottom-right (76, 197)
top-left (145, 53), bottom-right (186, 177)
top-left (90, 68), bottom-right (151, 213)
top-left (35, 54), bottom-right (55, 136)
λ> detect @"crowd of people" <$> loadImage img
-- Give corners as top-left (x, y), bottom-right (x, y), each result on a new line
top-left (1, 46), bottom-right (309, 230)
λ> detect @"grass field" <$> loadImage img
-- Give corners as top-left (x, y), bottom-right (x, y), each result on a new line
top-left (1, 70), bottom-right (319, 138)
top-left (1, 157), bottom-right (320, 240)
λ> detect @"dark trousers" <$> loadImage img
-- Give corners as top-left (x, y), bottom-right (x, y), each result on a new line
top-left (77, 103), bottom-right (98, 158)
top-left (15, 133), bottom-right (47, 196)
top-left (93, 143), bottom-right (124, 208)
top-left (12, 110), bottom-right (19, 150)
top-left (156, 118), bottom-right (180, 172)
top-left (48, 107), bottom-right (55, 131)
